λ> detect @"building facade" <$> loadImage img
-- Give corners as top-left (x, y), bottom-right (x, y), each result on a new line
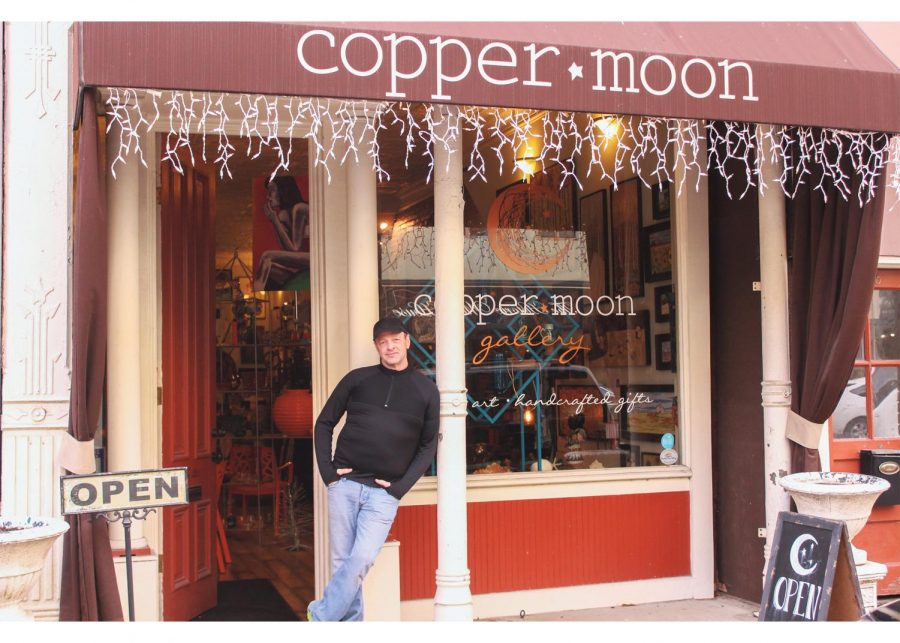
top-left (1, 21), bottom-right (898, 621)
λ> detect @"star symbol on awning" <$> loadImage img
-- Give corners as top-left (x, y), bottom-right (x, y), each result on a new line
top-left (568, 62), bottom-right (583, 80)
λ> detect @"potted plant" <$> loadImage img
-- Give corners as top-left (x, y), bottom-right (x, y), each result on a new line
top-left (0, 516), bottom-right (70, 621)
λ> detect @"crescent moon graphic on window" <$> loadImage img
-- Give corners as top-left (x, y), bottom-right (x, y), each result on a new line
top-left (789, 533), bottom-right (819, 577)
top-left (487, 182), bottom-right (574, 275)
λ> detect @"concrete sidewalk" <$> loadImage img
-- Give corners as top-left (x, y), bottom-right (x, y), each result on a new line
top-left (487, 594), bottom-right (759, 621)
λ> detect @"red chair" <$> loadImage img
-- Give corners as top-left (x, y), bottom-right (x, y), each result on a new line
top-left (224, 445), bottom-right (293, 536)
top-left (214, 462), bottom-right (232, 573)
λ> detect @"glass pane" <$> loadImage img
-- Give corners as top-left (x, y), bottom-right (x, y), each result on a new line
top-left (832, 367), bottom-right (868, 439)
top-left (872, 366), bottom-right (900, 439)
top-left (871, 290), bottom-right (900, 360)
top-left (378, 113), bottom-right (682, 474)
top-left (856, 339), bottom-right (864, 362)
top-left (458, 148), bottom-right (679, 472)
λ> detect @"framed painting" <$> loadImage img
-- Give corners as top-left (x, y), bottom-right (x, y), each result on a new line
top-left (642, 222), bottom-right (672, 283)
top-left (590, 309), bottom-right (651, 368)
top-left (253, 175), bottom-right (310, 292)
top-left (580, 189), bottom-right (609, 297)
top-left (655, 285), bottom-right (674, 323)
top-left (556, 384), bottom-right (608, 439)
top-left (609, 178), bottom-right (644, 298)
top-left (641, 452), bottom-right (662, 467)
top-left (652, 180), bottom-right (671, 221)
top-left (619, 384), bottom-right (678, 440)
top-left (655, 333), bottom-right (675, 371)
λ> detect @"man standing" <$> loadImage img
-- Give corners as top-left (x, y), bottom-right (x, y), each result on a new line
top-left (307, 318), bottom-right (440, 621)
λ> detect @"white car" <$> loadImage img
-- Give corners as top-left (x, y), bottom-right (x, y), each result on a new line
top-left (832, 375), bottom-right (899, 439)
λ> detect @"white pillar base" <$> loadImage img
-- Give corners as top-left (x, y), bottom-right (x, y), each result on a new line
top-left (857, 560), bottom-right (887, 613)
top-left (112, 554), bottom-right (160, 621)
top-left (0, 605), bottom-right (32, 622)
top-left (434, 571), bottom-right (474, 621)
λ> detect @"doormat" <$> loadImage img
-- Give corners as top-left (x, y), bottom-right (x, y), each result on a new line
top-left (193, 579), bottom-right (300, 621)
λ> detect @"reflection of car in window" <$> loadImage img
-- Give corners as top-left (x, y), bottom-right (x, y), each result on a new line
top-left (832, 376), bottom-right (900, 439)
top-left (423, 361), bottom-right (618, 472)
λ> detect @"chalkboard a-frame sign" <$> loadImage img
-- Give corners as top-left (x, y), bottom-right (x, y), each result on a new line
top-left (759, 512), bottom-right (864, 622)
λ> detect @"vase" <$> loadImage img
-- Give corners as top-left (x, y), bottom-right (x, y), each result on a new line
top-left (0, 516), bottom-right (70, 621)
top-left (272, 388), bottom-right (314, 437)
top-left (778, 471), bottom-right (889, 565)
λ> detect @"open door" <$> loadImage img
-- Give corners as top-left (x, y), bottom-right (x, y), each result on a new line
top-left (160, 152), bottom-right (218, 620)
top-left (830, 269), bottom-right (900, 595)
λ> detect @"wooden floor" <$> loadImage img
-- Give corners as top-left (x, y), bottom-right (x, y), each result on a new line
top-left (219, 506), bottom-right (316, 620)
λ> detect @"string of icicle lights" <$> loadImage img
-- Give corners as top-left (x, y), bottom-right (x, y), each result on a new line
top-left (104, 89), bottom-right (900, 208)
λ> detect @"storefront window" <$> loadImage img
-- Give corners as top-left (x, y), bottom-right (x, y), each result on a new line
top-left (379, 111), bottom-right (681, 474)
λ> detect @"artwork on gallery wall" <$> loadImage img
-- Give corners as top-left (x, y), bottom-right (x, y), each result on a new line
top-left (642, 451), bottom-right (662, 467)
top-left (643, 222), bottom-right (672, 283)
top-left (619, 384), bottom-right (677, 440)
top-left (579, 188), bottom-right (609, 297)
top-left (253, 175), bottom-right (310, 292)
top-left (652, 180), bottom-right (671, 221)
top-left (657, 285), bottom-right (676, 369)
top-left (609, 177), bottom-right (644, 298)
top-left (655, 333), bottom-right (675, 371)
top-left (555, 384), bottom-right (609, 439)
top-left (589, 309), bottom-right (651, 367)
top-left (655, 285), bottom-right (673, 323)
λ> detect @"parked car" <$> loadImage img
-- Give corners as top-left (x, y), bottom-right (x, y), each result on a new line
top-left (832, 375), bottom-right (899, 439)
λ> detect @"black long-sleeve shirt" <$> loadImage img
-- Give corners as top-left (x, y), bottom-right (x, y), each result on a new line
top-left (313, 362), bottom-right (440, 499)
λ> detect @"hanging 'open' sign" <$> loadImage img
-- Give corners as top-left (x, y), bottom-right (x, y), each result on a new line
top-left (61, 468), bottom-right (188, 515)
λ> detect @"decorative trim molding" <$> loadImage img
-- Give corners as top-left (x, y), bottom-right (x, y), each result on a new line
top-left (438, 390), bottom-right (468, 418)
top-left (402, 467), bottom-right (692, 507)
top-left (24, 22), bottom-right (61, 119)
top-left (18, 278), bottom-right (66, 399)
top-left (760, 379), bottom-right (792, 408)
top-left (1, 400), bottom-right (70, 430)
top-left (25, 605), bottom-right (61, 622)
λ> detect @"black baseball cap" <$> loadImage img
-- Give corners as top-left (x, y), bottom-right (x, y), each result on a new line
top-left (372, 317), bottom-right (407, 340)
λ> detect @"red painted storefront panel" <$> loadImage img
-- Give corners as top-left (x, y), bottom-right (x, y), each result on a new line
top-left (391, 492), bottom-right (691, 601)
top-left (831, 457), bottom-right (900, 594)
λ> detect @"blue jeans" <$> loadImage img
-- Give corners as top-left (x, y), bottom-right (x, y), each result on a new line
top-left (308, 478), bottom-right (400, 621)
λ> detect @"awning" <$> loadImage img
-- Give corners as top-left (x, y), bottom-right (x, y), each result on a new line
top-left (75, 21), bottom-right (900, 132)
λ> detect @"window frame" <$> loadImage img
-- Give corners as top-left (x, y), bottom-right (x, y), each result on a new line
top-left (830, 269), bottom-right (900, 459)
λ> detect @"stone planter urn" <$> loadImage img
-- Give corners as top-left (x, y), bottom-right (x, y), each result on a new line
top-left (0, 516), bottom-right (70, 621)
top-left (779, 472), bottom-right (889, 565)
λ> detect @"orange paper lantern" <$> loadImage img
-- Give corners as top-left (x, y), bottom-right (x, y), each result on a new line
top-left (272, 388), bottom-right (314, 437)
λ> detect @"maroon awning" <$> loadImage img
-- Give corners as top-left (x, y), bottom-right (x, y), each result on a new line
top-left (74, 21), bottom-right (900, 132)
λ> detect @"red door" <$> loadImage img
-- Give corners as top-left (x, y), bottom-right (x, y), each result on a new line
top-left (830, 269), bottom-right (900, 595)
top-left (161, 152), bottom-right (218, 619)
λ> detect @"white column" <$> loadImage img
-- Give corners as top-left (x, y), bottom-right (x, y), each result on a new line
top-left (432, 107), bottom-right (473, 621)
top-left (105, 120), bottom-right (148, 551)
top-left (309, 134), bottom-right (350, 597)
top-left (757, 125), bottom-right (793, 563)
top-left (0, 21), bottom-right (74, 621)
top-left (673, 122), bottom-right (715, 599)
top-left (346, 106), bottom-right (380, 367)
